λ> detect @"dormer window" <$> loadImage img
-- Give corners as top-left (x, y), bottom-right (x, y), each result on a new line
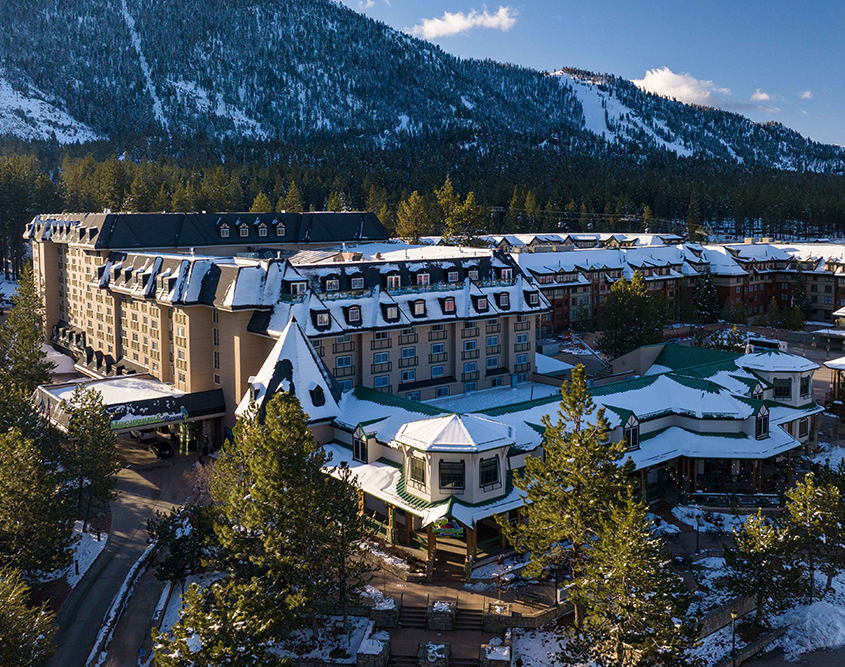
top-left (351, 276), bottom-right (364, 290)
top-left (501, 268), bottom-right (513, 282)
top-left (413, 301), bottom-right (426, 317)
top-left (499, 293), bottom-right (510, 308)
top-left (528, 292), bottom-right (539, 306)
top-left (326, 278), bottom-right (340, 292)
top-left (443, 298), bottom-right (455, 313)
top-left (448, 271), bottom-right (459, 283)
top-left (239, 224), bottom-right (249, 238)
top-left (220, 224), bottom-right (230, 238)
top-left (479, 455), bottom-right (501, 490)
top-left (348, 307), bottom-right (361, 323)
top-left (290, 282), bottom-right (307, 296)
top-left (315, 312), bottom-right (330, 327)
top-left (275, 222), bottom-right (285, 237)
top-left (258, 225), bottom-right (267, 237)
top-left (756, 406), bottom-right (769, 439)
top-left (468, 268), bottom-right (479, 281)
top-left (417, 273), bottom-right (430, 286)
top-left (385, 305), bottom-right (399, 320)
top-left (476, 297), bottom-right (488, 311)
top-left (624, 415), bottom-right (639, 450)
top-left (387, 275), bottom-right (401, 290)
top-left (353, 435), bottom-right (367, 463)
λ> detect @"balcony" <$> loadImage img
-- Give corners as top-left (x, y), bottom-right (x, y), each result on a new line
top-left (429, 353), bottom-right (448, 363)
top-left (461, 350), bottom-right (479, 360)
top-left (462, 371), bottom-right (479, 382)
top-left (333, 341), bottom-right (356, 354)
top-left (514, 362), bottom-right (531, 373)
top-left (386, 282), bottom-right (463, 297)
top-left (514, 321), bottom-right (531, 332)
top-left (462, 327), bottom-right (479, 339)
top-left (334, 365), bottom-right (356, 378)
top-left (371, 338), bottom-right (392, 350)
top-left (486, 323), bottom-right (501, 334)
top-left (374, 385), bottom-right (392, 395)
top-left (514, 343), bottom-right (531, 352)
top-left (428, 330), bottom-right (448, 341)
top-left (371, 362), bottom-right (392, 374)
top-left (399, 357), bottom-right (419, 368)
top-left (486, 344), bottom-right (501, 355)
top-left (398, 334), bottom-right (418, 345)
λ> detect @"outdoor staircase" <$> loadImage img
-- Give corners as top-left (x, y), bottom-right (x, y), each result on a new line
top-left (454, 608), bottom-right (484, 632)
top-left (398, 605), bottom-right (427, 629)
top-left (386, 654), bottom-right (417, 667)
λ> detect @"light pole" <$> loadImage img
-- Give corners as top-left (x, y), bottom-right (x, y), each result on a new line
top-left (695, 514), bottom-right (701, 554)
top-left (731, 609), bottom-right (738, 667)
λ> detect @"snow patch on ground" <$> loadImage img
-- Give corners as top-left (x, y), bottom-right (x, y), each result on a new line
top-left (812, 442), bottom-right (845, 469)
top-left (692, 620), bottom-right (750, 666)
top-left (471, 553), bottom-right (530, 581)
top-left (270, 615), bottom-right (370, 664)
top-left (359, 584), bottom-right (396, 610)
top-left (779, 601), bottom-right (845, 660)
top-left (359, 541), bottom-right (410, 572)
top-left (158, 573), bottom-right (226, 635)
top-left (689, 556), bottom-right (734, 616)
top-left (0, 277), bottom-right (16, 302)
top-left (36, 520), bottom-right (108, 588)
top-left (672, 505), bottom-right (749, 535)
top-left (512, 627), bottom-right (569, 666)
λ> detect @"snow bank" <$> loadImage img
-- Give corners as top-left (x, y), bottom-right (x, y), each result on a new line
top-left (471, 553), bottom-right (530, 581)
top-left (780, 601), bottom-right (845, 660)
top-left (359, 541), bottom-right (410, 572)
top-left (36, 520), bottom-right (108, 588)
top-left (271, 616), bottom-right (369, 664)
top-left (42, 344), bottom-right (77, 375)
top-left (672, 506), bottom-right (749, 535)
top-left (359, 584), bottom-right (396, 610)
top-left (512, 627), bottom-right (568, 667)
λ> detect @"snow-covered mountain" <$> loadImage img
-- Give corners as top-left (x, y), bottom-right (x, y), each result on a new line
top-left (0, 0), bottom-right (842, 172)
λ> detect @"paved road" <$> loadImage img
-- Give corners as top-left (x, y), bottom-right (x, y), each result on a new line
top-left (749, 644), bottom-right (845, 666)
top-left (50, 440), bottom-right (193, 667)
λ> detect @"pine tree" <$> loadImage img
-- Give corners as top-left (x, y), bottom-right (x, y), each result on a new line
top-left (784, 473), bottom-right (840, 602)
top-left (642, 204), bottom-right (653, 232)
top-left (565, 491), bottom-right (698, 667)
top-left (62, 386), bottom-right (121, 532)
top-left (762, 296), bottom-right (782, 328)
top-left (0, 429), bottom-right (73, 576)
top-left (504, 186), bottom-right (523, 230)
top-left (721, 325), bottom-right (746, 353)
top-left (249, 192), bottom-right (272, 213)
top-left (147, 505), bottom-right (216, 591)
top-left (816, 460), bottom-right (845, 591)
top-left (0, 567), bottom-right (55, 667)
top-left (0, 264), bottom-right (54, 393)
top-left (282, 181), bottom-right (304, 213)
top-left (524, 190), bottom-right (539, 231)
top-left (686, 191), bottom-right (701, 241)
top-left (435, 176), bottom-right (460, 227)
top-left (0, 373), bottom-right (54, 460)
top-left (793, 264), bottom-right (812, 319)
top-left (598, 273), bottom-right (663, 358)
top-left (725, 512), bottom-right (801, 625)
top-left (126, 168), bottom-right (153, 212)
top-left (153, 578), bottom-right (290, 667)
top-left (497, 365), bottom-right (632, 626)
top-left (394, 191), bottom-right (430, 242)
top-left (170, 182), bottom-right (193, 212)
top-left (597, 278), bottom-right (630, 359)
top-left (326, 191), bottom-right (343, 211)
top-left (694, 272), bottom-right (719, 325)
top-left (152, 183), bottom-right (171, 211)
top-left (445, 191), bottom-right (484, 244)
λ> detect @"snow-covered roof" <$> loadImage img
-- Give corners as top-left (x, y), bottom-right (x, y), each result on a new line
top-left (393, 414), bottom-right (514, 453)
top-left (235, 317), bottom-right (341, 423)
top-left (736, 350), bottom-right (818, 373)
top-left (825, 356), bottom-right (845, 371)
top-left (42, 375), bottom-right (183, 406)
top-left (535, 353), bottom-right (575, 376)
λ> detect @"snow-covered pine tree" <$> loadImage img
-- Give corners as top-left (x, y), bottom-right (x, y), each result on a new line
top-left (725, 512), bottom-right (801, 625)
top-left (0, 567), bottom-right (56, 667)
top-left (694, 271), bottom-right (719, 325)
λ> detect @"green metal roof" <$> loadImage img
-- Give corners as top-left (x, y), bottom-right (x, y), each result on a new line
top-left (477, 392), bottom-right (562, 417)
top-left (351, 386), bottom-right (450, 417)
top-left (652, 344), bottom-right (742, 371)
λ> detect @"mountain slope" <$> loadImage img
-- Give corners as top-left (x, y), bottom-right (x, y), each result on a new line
top-left (0, 0), bottom-right (841, 173)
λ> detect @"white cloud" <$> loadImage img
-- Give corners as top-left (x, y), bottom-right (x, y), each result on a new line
top-left (633, 67), bottom-right (780, 115)
top-left (800, 90), bottom-right (813, 99)
top-left (408, 6), bottom-right (517, 39)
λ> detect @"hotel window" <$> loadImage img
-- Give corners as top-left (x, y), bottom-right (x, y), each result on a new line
top-left (213, 351), bottom-right (220, 369)
top-left (487, 356), bottom-right (499, 369)
top-left (447, 271), bottom-right (459, 283)
top-left (432, 365), bottom-right (445, 378)
top-left (348, 307), bottom-right (361, 323)
top-left (499, 293), bottom-right (509, 307)
top-left (374, 352), bottom-right (389, 365)
top-left (487, 336), bottom-right (499, 347)
top-left (406, 391), bottom-right (421, 401)
top-left (239, 225), bottom-right (249, 237)
top-left (465, 381), bottom-right (478, 392)
top-left (413, 301), bottom-right (426, 316)
top-left (800, 376), bottom-right (811, 397)
top-left (290, 282), bottom-right (307, 296)
top-left (351, 277), bottom-right (365, 290)
top-left (338, 379), bottom-right (353, 392)
top-left (443, 298), bottom-right (455, 313)
top-left (386, 306), bottom-right (399, 320)
top-left (374, 375), bottom-right (389, 388)
top-left (435, 386), bottom-right (450, 397)
top-left (491, 377), bottom-right (504, 388)
top-left (401, 369), bottom-right (416, 383)
top-left (439, 460), bottom-right (465, 490)
top-left (212, 308), bottom-right (218, 323)
top-left (402, 346), bottom-right (416, 359)
top-left (517, 353), bottom-right (528, 365)
top-left (516, 333), bottom-right (528, 344)
top-left (258, 226), bottom-right (267, 237)
top-left (476, 297), bottom-right (488, 311)
top-left (220, 226), bottom-right (230, 238)
top-left (353, 436), bottom-right (367, 463)
top-left (773, 378), bottom-right (791, 399)
top-left (529, 292), bottom-right (539, 305)
top-left (431, 324), bottom-right (444, 332)
top-left (375, 331), bottom-right (389, 340)
top-left (336, 355), bottom-right (352, 368)
top-left (468, 269), bottom-right (479, 281)
top-left (213, 328), bottom-right (219, 346)
top-left (417, 273), bottom-right (430, 286)
top-left (177, 349), bottom-right (185, 360)
top-left (624, 415), bottom-right (639, 450)
top-left (500, 268), bottom-right (513, 282)
top-left (464, 362), bottom-right (477, 373)
top-left (213, 373), bottom-right (220, 385)
top-left (479, 456), bottom-right (500, 489)
top-left (316, 312), bottom-right (330, 327)
top-left (387, 275), bottom-right (401, 290)
top-left (409, 456), bottom-right (426, 487)
top-left (756, 409), bottom-right (769, 439)
top-left (464, 340), bottom-right (476, 351)
top-left (275, 223), bottom-right (285, 236)
top-left (431, 343), bottom-right (445, 355)
top-left (798, 417), bottom-right (809, 438)
top-left (326, 278), bottom-right (340, 292)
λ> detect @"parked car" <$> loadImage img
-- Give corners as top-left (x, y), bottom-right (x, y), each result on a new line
top-left (131, 429), bottom-right (157, 443)
top-left (148, 440), bottom-right (174, 459)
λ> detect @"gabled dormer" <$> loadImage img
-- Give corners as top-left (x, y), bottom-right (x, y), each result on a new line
top-left (624, 413), bottom-right (639, 450)
top-left (237, 219), bottom-right (250, 238)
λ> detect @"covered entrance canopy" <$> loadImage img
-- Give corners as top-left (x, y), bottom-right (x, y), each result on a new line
top-left (35, 375), bottom-right (226, 435)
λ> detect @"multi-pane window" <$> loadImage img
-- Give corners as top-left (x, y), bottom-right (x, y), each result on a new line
top-left (477, 297), bottom-right (488, 311)
top-left (487, 336), bottom-right (499, 347)
top-left (431, 343), bottom-right (445, 355)
top-left (487, 357), bottom-right (499, 369)
top-left (387, 275), bottom-right (401, 290)
top-left (464, 362), bottom-right (477, 373)
top-left (798, 417), bottom-right (809, 438)
top-left (516, 333), bottom-right (528, 344)
top-left (351, 277), bottom-right (365, 290)
top-left (375, 331), bottom-right (389, 340)
top-left (386, 306), bottom-right (399, 319)
top-left (774, 378), bottom-right (791, 399)
top-left (353, 437), bottom-right (367, 463)
top-left (326, 279), bottom-right (340, 292)
top-left (479, 456), bottom-right (500, 489)
top-left (414, 301), bottom-right (426, 316)
top-left (444, 298), bottom-right (455, 313)
top-left (516, 353), bottom-right (528, 365)
top-left (258, 226), bottom-right (267, 237)
top-left (624, 415), bottom-right (639, 450)
top-left (213, 328), bottom-right (219, 346)
top-left (800, 376), bottom-right (811, 397)
top-left (402, 347), bottom-right (416, 359)
top-left (500, 268), bottom-right (513, 282)
top-left (464, 340), bottom-right (477, 351)
top-left (432, 365), bottom-right (445, 378)
top-left (406, 391), bottom-right (421, 401)
top-left (374, 375), bottom-right (389, 388)
top-left (409, 456), bottom-right (426, 487)
top-left (417, 273), bottom-right (430, 286)
top-left (756, 411), bottom-right (769, 439)
top-left (213, 350), bottom-right (220, 369)
top-left (317, 312), bottom-right (330, 327)
top-left (336, 355), bottom-right (352, 368)
top-left (348, 307), bottom-right (361, 322)
top-left (402, 369), bottom-right (416, 383)
top-left (435, 386), bottom-right (450, 397)
top-left (374, 352), bottom-right (389, 364)
top-left (239, 226), bottom-right (249, 237)
top-left (500, 293), bottom-right (509, 307)
top-left (439, 460), bottom-right (465, 490)
top-left (468, 269), bottom-right (479, 281)
top-left (338, 379), bottom-right (353, 392)
top-left (448, 271), bottom-right (459, 282)
top-left (465, 381), bottom-right (478, 391)
top-left (213, 373), bottom-right (220, 385)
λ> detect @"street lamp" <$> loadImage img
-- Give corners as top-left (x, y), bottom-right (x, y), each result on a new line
top-left (731, 609), bottom-right (738, 667)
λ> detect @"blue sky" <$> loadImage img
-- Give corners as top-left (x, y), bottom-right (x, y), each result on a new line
top-left (338, 0), bottom-right (844, 146)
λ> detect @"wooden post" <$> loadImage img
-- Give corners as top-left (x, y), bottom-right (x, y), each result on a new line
top-left (464, 527), bottom-right (476, 580)
top-left (357, 489), bottom-right (365, 516)
top-left (427, 524), bottom-right (436, 562)
top-left (387, 505), bottom-right (396, 545)
top-left (405, 511), bottom-right (413, 546)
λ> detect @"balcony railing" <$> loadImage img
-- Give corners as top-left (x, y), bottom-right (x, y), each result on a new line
top-left (333, 341), bottom-right (356, 354)
top-left (371, 338), bottom-right (392, 350)
top-left (514, 343), bottom-right (531, 352)
top-left (514, 321), bottom-right (531, 331)
top-left (428, 330), bottom-right (448, 341)
top-left (398, 334), bottom-right (418, 345)
top-left (514, 362), bottom-right (531, 373)
top-left (386, 282), bottom-right (462, 297)
top-left (371, 362), bottom-right (392, 374)
top-left (486, 344), bottom-right (501, 355)
top-left (462, 327), bottom-right (479, 339)
top-left (334, 365), bottom-right (356, 378)
top-left (399, 357), bottom-right (419, 368)
top-left (461, 350), bottom-right (479, 360)
top-left (486, 323), bottom-right (501, 334)
top-left (429, 353), bottom-right (448, 363)
top-left (462, 371), bottom-right (479, 382)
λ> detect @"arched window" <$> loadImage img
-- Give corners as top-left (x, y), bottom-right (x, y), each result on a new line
top-left (624, 414), bottom-right (639, 450)
top-left (756, 406), bottom-right (769, 439)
